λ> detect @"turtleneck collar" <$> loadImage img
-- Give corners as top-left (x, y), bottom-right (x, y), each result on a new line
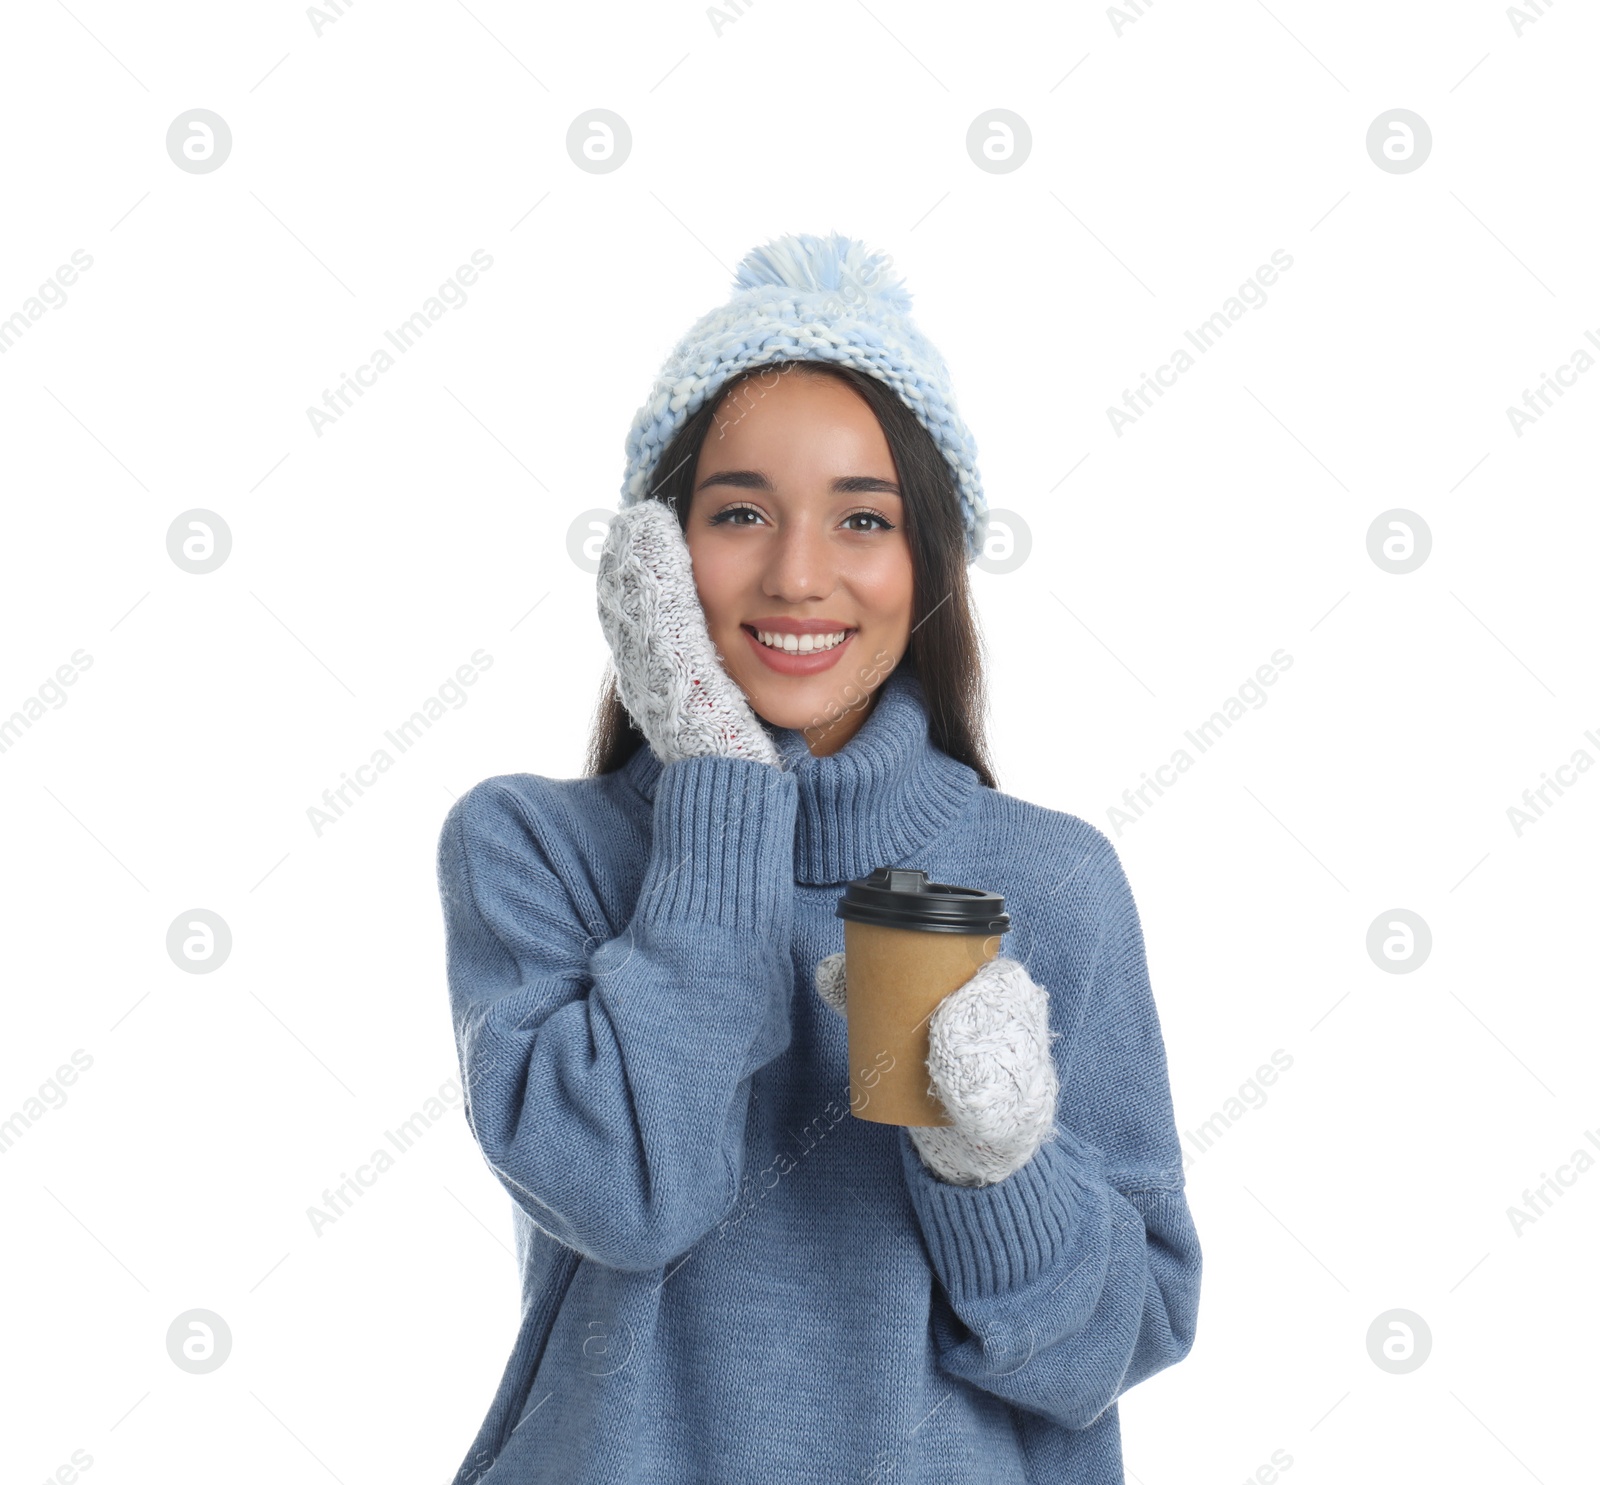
top-left (620, 663), bottom-right (983, 886)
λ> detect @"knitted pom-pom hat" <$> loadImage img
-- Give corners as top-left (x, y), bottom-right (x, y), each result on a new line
top-left (619, 231), bottom-right (988, 565)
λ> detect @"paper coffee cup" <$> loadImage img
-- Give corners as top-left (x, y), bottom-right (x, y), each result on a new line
top-left (834, 867), bottom-right (1009, 1127)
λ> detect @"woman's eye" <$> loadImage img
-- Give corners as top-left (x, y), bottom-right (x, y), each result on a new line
top-left (708, 504), bottom-right (765, 527)
top-left (708, 505), bottom-right (896, 532)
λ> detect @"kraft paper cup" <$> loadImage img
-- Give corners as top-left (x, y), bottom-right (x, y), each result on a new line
top-left (834, 867), bottom-right (1009, 1127)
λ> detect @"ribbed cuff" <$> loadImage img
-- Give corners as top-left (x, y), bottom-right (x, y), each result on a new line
top-left (634, 755), bottom-right (798, 934)
top-left (899, 1126), bottom-right (1107, 1304)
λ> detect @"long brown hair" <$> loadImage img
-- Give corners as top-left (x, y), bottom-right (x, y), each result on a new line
top-left (583, 360), bottom-right (997, 789)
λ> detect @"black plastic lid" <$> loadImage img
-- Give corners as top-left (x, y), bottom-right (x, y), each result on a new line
top-left (835, 866), bottom-right (1009, 934)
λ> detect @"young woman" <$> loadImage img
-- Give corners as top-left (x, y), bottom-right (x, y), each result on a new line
top-left (437, 233), bottom-right (1201, 1484)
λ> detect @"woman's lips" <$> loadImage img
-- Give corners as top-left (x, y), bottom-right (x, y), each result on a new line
top-left (741, 625), bottom-right (856, 675)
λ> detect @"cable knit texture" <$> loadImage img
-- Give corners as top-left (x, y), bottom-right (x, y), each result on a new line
top-left (437, 663), bottom-right (1202, 1484)
top-left (619, 231), bottom-right (990, 566)
top-left (596, 497), bottom-right (781, 769)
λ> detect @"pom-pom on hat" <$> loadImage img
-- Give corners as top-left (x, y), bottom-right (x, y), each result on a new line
top-left (620, 231), bottom-right (987, 565)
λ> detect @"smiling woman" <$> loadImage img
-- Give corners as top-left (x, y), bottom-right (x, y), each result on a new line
top-left (685, 368), bottom-right (914, 747)
top-left (587, 356), bottom-right (994, 769)
top-left (437, 232), bottom-right (1201, 1485)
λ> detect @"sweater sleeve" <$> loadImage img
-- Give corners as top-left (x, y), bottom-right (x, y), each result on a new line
top-left (895, 837), bottom-right (1202, 1429)
top-left (438, 756), bottom-right (798, 1274)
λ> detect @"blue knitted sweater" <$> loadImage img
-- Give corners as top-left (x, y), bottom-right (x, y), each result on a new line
top-left (436, 663), bottom-right (1201, 1484)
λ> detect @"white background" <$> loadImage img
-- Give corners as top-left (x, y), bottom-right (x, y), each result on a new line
top-left (2, 0), bottom-right (1596, 1481)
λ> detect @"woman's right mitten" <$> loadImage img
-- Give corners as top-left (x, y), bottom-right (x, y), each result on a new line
top-left (596, 499), bottom-right (782, 769)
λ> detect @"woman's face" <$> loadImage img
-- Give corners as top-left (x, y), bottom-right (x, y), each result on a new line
top-left (684, 369), bottom-right (914, 755)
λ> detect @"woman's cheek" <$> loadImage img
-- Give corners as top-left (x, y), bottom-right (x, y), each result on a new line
top-left (688, 547), bottom-right (740, 621)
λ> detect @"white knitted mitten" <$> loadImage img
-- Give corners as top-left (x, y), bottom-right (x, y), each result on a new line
top-left (813, 952), bottom-right (1061, 1187)
top-left (596, 499), bottom-right (782, 769)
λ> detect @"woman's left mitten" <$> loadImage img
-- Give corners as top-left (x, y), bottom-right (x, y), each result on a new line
top-left (909, 956), bottom-right (1061, 1186)
top-left (813, 952), bottom-right (848, 1016)
top-left (810, 952), bottom-right (1060, 1188)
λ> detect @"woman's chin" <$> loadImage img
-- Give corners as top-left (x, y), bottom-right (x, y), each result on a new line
top-left (740, 673), bottom-right (879, 734)
top-left (721, 628), bottom-right (892, 731)
top-left (730, 677), bottom-right (807, 728)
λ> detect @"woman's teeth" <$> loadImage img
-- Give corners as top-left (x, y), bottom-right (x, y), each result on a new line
top-left (754, 629), bottom-right (850, 654)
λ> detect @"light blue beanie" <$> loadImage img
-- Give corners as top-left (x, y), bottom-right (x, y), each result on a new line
top-left (619, 231), bottom-right (988, 565)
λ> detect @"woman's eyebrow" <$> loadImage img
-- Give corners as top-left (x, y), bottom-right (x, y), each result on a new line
top-left (694, 470), bottom-right (902, 495)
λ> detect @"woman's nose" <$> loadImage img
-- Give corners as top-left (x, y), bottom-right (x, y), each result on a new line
top-left (760, 521), bottom-right (833, 601)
